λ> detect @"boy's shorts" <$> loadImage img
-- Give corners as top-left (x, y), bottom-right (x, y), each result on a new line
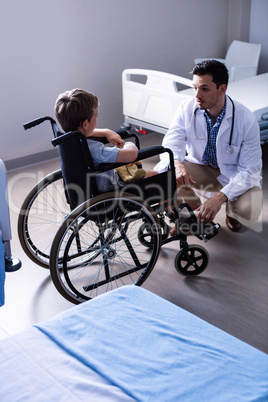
top-left (96, 169), bottom-right (124, 193)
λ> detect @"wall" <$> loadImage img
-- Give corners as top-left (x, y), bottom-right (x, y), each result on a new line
top-left (0, 0), bottom-right (265, 168)
top-left (250, 0), bottom-right (268, 73)
top-left (0, 0), bottom-right (229, 167)
top-left (227, 0), bottom-right (251, 44)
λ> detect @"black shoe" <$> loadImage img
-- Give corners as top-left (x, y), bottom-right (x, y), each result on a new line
top-left (226, 215), bottom-right (242, 232)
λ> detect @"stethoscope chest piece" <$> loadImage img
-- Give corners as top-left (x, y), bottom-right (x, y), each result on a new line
top-left (226, 145), bottom-right (234, 154)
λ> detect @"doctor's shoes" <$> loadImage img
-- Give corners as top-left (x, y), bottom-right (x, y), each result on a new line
top-left (225, 215), bottom-right (242, 232)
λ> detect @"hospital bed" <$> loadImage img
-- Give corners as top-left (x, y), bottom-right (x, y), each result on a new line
top-left (122, 69), bottom-right (268, 143)
top-left (0, 285), bottom-right (267, 401)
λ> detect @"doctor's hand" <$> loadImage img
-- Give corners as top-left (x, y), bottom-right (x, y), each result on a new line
top-left (174, 160), bottom-right (196, 190)
top-left (195, 192), bottom-right (227, 222)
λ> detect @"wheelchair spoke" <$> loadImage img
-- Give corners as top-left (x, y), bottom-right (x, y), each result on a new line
top-left (120, 226), bottom-right (142, 267)
top-left (50, 194), bottom-right (161, 303)
top-left (18, 170), bottom-right (70, 268)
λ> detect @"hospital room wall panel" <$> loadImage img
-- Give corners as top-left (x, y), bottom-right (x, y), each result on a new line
top-left (0, 0), bottom-right (265, 169)
top-left (250, 0), bottom-right (268, 74)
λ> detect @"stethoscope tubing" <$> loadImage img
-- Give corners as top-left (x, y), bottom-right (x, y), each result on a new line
top-left (194, 96), bottom-right (235, 154)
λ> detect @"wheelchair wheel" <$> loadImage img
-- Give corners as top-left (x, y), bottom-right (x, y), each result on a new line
top-left (138, 219), bottom-right (170, 247)
top-left (50, 192), bottom-right (161, 304)
top-left (174, 245), bottom-right (209, 277)
top-left (18, 169), bottom-right (70, 268)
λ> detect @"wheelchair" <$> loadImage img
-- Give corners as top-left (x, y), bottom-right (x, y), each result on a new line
top-left (18, 116), bottom-right (220, 304)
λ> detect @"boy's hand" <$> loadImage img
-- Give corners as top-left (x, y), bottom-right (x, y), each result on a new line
top-left (106, 130), bottom-right (125, 148)
top-left (91, 128), bottom-right (125, 148)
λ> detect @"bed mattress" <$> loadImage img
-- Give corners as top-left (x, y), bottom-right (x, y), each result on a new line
top-left (0, 285), bottom-right (267, 401)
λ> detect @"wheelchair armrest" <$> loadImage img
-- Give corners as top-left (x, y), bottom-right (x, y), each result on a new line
top-left (51, 131), bottom-right (83, 147)
top-left (52, 130), bottom-right (140, 149)
top-left (138, 146), bottom-right (175, 168)
top-left (118, 129), bottom-right (140, 148)
top-left (90, 129), bottom-right (140, 149)
top-left (137, 145), bottom-right (171, 159)
top-left (99, 145), bottom-right (174, 172)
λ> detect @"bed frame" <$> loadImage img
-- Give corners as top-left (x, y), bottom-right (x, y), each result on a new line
top-left (122, 69), bottom-right (193, 134)
top-left (122, 69), bottom-right (268, 143)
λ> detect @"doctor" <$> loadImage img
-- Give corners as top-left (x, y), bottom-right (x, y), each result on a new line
top-left (156, 60), bottom-right (262, 232)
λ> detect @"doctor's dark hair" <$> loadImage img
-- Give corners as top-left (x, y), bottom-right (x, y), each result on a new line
top-left (54, 89), bottom-right (99, 132)
top-left (191, 60), bottom-right (229, 88)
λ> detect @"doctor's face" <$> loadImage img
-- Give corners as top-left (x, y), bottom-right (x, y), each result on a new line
top-left (193, 74), bottom-right (225, 111)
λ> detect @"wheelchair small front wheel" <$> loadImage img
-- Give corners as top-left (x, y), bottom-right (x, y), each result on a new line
top-left (174, 245), bottom-right (209, 277)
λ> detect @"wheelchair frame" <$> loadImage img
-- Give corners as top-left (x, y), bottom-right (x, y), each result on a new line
top-left (18, 117), bottom-right (220, 304)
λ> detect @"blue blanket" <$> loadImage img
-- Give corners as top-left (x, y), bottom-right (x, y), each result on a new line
top-left (0, 234), bottom-right (5, 307)
top-left (36, 286), bottom-right (268, 402)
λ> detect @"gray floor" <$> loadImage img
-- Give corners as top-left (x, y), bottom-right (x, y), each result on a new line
top-left (0, 132), bottom-right (267, 354)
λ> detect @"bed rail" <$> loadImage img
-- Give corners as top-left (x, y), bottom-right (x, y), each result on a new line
top-left (122, 69), bottom-right (193, 134)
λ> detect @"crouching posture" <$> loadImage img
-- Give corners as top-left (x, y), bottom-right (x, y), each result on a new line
top-left (155, 60), bottom-right (262, 232)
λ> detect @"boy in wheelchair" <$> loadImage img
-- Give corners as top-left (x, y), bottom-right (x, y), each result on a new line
top-left (54, 88), bottom-right (157, 193)
top-left (19, 90), bottom-right (221, 303)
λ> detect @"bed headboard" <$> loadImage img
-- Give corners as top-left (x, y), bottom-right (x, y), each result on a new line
top-left (122, 69), bottom-right (193, 134)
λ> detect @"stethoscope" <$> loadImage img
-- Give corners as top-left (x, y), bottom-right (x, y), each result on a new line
top-left (194, 95), bottom-right (235, 154)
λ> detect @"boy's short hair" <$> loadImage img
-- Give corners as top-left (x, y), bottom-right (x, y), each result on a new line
top-left (54, 89), bottom-right (99, 132)
top-left (191, 59), bottom-right (229, 88)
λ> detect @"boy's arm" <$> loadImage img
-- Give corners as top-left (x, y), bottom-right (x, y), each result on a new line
top-left (90, 129), bottom-right (125, 148)
top-left (116, 142), bottom-right (138, 163)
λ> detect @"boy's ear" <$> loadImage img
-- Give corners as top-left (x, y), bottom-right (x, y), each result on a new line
top-left (80, 119), bottom-right (89, 129)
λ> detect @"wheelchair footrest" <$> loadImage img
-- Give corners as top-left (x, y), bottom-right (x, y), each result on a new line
top-left (194, 222), bottom-right (221, 242)
top-left (165, 203), bottom-right (221, 242)
top-left (179, 220), bottom-right (220, 241)
top-left (177, 205), bottom-right (220, 242)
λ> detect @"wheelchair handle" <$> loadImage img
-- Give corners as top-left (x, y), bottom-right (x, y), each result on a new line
top-left (23, 116), bottom-right (55, 130)
top-left (23, 116), bottom-right (61, 138)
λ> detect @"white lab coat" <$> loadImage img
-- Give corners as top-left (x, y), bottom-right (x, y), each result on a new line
top-left (156, 97), bottom-right (262, 201)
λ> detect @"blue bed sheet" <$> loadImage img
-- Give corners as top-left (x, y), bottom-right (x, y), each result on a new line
top-left (36, 286), bottom-right (268, 402)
